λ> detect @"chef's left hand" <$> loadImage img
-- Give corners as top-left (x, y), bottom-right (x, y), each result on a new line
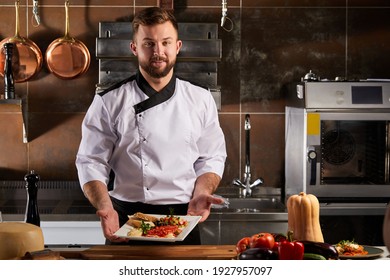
top-left (187, 194), bottom-right (224, 222)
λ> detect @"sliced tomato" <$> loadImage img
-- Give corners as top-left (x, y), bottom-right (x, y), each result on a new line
top-left (146, 225), bottom-right (181, 237)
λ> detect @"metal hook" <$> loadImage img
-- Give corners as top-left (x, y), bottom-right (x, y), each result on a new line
top-left (32, 0), bottom-right (41, 27)
top-left (221, 0), bottom-right (227, 27)
top-left (220, 0), bottom-right (233, 32)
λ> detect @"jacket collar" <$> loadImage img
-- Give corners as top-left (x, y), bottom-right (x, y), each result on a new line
top-left (134, 71), bottom-right (176, 114)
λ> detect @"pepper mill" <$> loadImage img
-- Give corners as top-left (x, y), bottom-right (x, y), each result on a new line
top-left (24, 170), bottom-right (40, 227)
top-left (3, 43), bottom-right (15, 99)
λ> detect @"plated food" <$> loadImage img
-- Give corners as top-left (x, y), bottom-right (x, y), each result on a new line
top-left (114, 213), bottom-right (201, 242)
top-left (127, 212), bottom-right (189, 238)
top-left (335, 240), bottom-right (368, 256)
top-left (335, 240), bottom-right (384, 259)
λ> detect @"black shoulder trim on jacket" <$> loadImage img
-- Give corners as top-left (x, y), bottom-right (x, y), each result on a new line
top-left (175, 75), bottom-right (209, 91)
top-left (133, 74), bottom-right (176, 114)
top-left (98, 75), bottom-right (137, 97)
top-left (135, 71), bottom-right (157, 97)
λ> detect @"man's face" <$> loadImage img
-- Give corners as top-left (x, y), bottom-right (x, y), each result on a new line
top-left (131, 21), bottom-right (182, 79)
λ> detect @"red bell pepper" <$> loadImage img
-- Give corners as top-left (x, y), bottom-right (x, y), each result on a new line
top-left (272, 233), bottom-right (287, 252)
top-left (278, 231), bottom-right (304, 260)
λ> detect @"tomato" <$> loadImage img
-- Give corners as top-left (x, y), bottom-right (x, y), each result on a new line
top-left (235, 237), bottom-right (251, 253)
top-left (250, 232), bottom-right (275, 250)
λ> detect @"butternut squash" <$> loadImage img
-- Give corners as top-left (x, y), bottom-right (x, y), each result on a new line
top-left (287, 192), bottom-right (324, 242)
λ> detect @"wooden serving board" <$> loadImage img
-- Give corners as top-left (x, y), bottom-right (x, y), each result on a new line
top-left (75, 245), bottom-right (236, 260)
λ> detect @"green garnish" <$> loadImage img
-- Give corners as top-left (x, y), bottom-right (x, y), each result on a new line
top-left (140, 221), bottom-right (152, 235)
top-left (337, 239), bottom-right (356, 246)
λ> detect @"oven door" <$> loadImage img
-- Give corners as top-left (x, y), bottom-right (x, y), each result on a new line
top-left (306, 111), bottom-right (390, 201)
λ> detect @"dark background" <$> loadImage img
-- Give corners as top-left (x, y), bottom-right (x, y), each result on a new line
top-left (1, 0), bottom-right (389, 195)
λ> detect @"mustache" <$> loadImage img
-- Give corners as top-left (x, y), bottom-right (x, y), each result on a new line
top-left (150, 55), bottom-right (168, 62)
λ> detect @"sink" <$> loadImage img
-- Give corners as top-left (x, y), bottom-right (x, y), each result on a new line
top-left (213, 197), bottom-right (286, 213)
top-left (205, 196), bottom-right (288, 244)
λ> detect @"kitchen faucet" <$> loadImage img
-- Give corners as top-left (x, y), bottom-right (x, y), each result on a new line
top-left (233, 114), bottom-right (263, 197)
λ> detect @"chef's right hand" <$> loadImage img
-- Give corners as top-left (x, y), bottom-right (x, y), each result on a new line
top-left (96, 208), bottom-right (127, 243)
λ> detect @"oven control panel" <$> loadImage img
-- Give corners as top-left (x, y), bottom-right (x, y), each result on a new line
top-left (297, 81), bottom-right (390, 109)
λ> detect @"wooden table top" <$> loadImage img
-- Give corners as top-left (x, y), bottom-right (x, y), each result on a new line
top-left (58, 245), bottom-right (237, 260)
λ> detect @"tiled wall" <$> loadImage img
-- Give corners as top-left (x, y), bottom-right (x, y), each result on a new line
top-left (1, 1), bottom-right (390, 195)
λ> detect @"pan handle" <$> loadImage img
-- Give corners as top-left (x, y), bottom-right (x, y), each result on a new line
top-left (14, 0), bottom-right (21, 38)
top-left (64, 0), bottom-right (71, 38)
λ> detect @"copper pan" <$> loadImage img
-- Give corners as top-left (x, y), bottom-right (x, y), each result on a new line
top-left (45, 1), bottom-right (90, 79)
top-left (0, 0), bottom-right (43, 83)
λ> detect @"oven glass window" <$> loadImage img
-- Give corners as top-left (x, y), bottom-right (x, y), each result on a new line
top-left (320, 120), bottom-right (389, 184)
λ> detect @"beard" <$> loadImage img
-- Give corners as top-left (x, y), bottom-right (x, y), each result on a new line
top-left (139, 55), bottom-right (175, 79)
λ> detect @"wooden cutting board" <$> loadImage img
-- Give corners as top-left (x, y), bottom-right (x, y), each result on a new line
top-left (77, 245), bottom-right (237, 260)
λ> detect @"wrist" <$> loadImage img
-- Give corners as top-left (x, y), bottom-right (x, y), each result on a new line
top-left (194, 172), bottom-right (221, 195)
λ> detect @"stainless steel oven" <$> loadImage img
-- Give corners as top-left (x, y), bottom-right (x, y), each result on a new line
top-left (285, 77), bottom-right (390, 244)
top-left (286, 80), bottom-right (390, 201)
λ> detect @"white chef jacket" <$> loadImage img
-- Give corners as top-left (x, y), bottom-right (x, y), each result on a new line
top-left (76, 72), bottom-right (226, 204)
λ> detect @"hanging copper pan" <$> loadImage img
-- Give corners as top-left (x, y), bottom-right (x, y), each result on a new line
top-left (0, 0), bottom-right (43, 82)
top-left (45, 0), bottom-right (90, 79)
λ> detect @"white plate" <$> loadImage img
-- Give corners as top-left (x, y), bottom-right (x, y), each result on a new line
top-left (114, 214), bottom-right (202, 242)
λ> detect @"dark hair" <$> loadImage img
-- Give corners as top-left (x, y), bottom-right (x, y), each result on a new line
top-left (132, 7), bottom-right (179, 39)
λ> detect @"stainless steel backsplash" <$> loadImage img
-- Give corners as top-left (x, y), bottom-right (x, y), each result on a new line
top-left (0, 181), bottom-right (95, 215)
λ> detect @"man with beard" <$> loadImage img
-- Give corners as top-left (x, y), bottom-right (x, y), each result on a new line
top-left (76, 7), bottom-right (226, 245)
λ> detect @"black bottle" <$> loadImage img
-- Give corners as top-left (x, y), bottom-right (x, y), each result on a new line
top-left (3, 43), bottom-right (15, 99)
top-left (24, 170), bottom-right (40, 227)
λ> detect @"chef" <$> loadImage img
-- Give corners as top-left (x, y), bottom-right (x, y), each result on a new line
top-left (75, 7), bottom-right (227, 245)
